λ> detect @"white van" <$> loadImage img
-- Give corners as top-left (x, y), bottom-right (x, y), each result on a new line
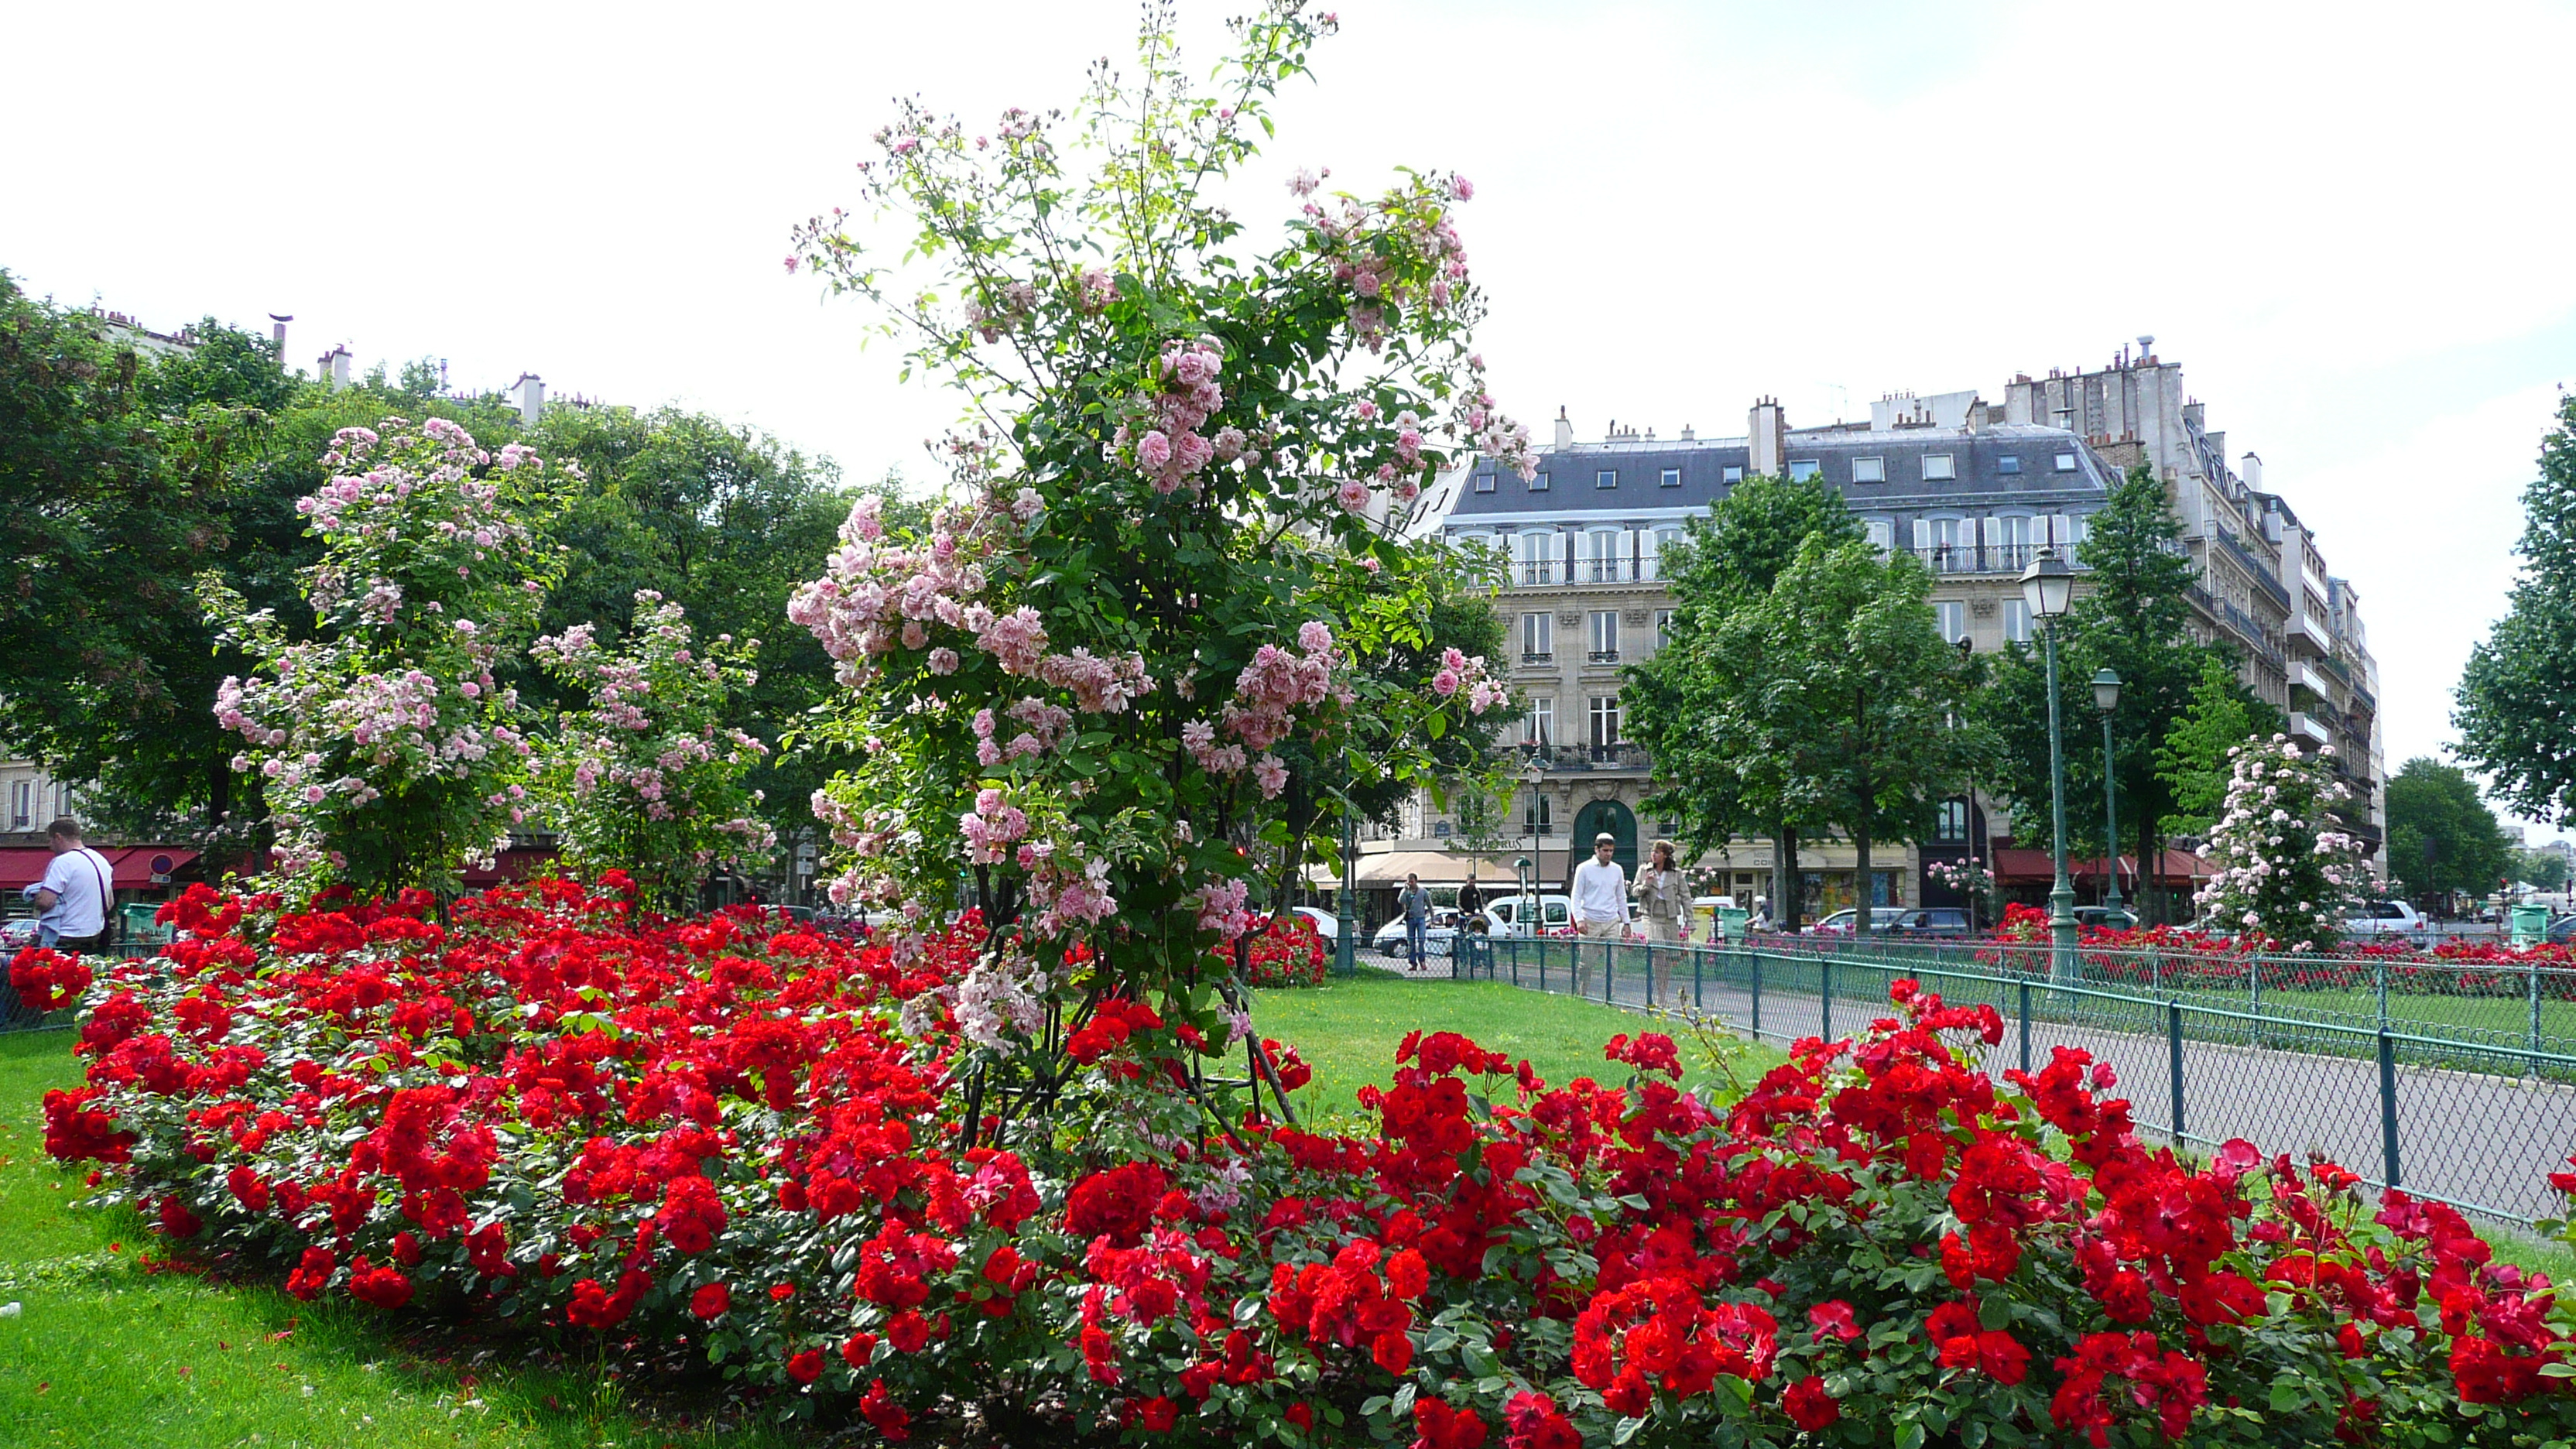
top-left (1482, 893), bottom-right (1576, 937)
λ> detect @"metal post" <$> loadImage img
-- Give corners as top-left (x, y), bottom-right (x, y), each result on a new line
top-left (1820, 956), bottom-right (1833, 1043)
top-left (2167, 1001), bottom-right (2185, 1142)
top-left (2533, 966), bottom-right (2546, 1067)
top-left (1752, 952), bottom-right (1763, 1038)
top-left (2099, 704), bottom-right (2123, 917)
top-left (2039, 618), bottom-right (2078, 984)
top-left (2377, 1029), bottom-right (2401, 1188)
top-left (1334, 805), bottom-right (1357, 978)
top-left (2019, 981), bottom-right (2033, 1076)
top-left (1693, 949), bottom-right (1704, 1011)
top-left (1604, 942), bottom-right (1615, 1005)
top-left (2375, 956), bottom-right (2389, 1033)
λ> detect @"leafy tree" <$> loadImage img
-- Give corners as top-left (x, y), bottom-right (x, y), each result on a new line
top-left (2156, 654), bottom-right (2281, 838)
top-left (1978, 468), bottom-right (2269, 921)
top-left (2383, 756), bottom-right (2512, 914)
top-left (1701, 536), bottom-right (1982, 935)
top-left (1625, 474), bottom-right (1859, 930)
top-left (0, 279), bottom-right (268, 838)
top-left (2457, 396), bottom-right (2576, 822)
top-left (2518, 846), bottom-right (2571, 894)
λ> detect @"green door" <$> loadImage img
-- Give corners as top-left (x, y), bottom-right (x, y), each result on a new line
top-left (1567, 799), bottom-right (1638, 880)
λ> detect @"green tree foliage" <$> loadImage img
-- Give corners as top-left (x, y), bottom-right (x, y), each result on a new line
top-left (2155, 654), bottom-right (2280, 838)
top-left (1976, 468), bottom-right (2272, 920)
top-left (1624, 474), bottom-right (1858, 929)
top-left (529, 403), bottom-right (889, 852)
top-left (2518, 846), bottom-right (2571, 892)
top-left (2383, 756), bottom-right (2512, 912)
top-left (1701, 537), bottom-right (1982, 935)
top-left (0, 279), bottom-right (271, 835)
top-left (2457, 396), bottom-right (2576, 822)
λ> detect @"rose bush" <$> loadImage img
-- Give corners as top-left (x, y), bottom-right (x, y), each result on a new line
top-left (36, 878), bottom-right (2576, 1444)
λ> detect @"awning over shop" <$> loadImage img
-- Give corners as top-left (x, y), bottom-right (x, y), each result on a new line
top-left (1992, 848), bottom-right (2211, 886)
top-left (0, 846), bottom-right (201, 892)
top-left (1302, 850), bottom-right (1529, 889)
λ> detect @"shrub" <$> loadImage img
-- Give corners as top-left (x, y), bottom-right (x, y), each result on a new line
top-left (39, 881), bottom-right (2576, 1444)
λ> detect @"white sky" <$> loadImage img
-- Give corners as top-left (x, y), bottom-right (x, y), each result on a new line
top-left (9, 1), bottom-right (2574, 833)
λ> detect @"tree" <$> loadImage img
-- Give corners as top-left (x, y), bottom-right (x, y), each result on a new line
top-left (785, 3), bottom-right (1529, 1137)
top-left (2518, 846), bottom-right (2570, 894)
top-left (1978, 468), bottom-right (2269, 922)
top-left (2194, 735), bottom-right (2368, 948)
top-left (2457, 395), bottom-right (2576, 822)
top-left (1624, 474), bottom-right (1859, 930)
top-left (1702, 537), bottom-right (1982, 935)
top-left (2156, 654), bottom-right (2280, 838)
top-left (0, 279), bottom-right (265, 835)
top-left (2383, 756), bottom-right (2512, 915)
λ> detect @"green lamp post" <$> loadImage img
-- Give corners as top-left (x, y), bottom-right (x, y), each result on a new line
top-left (2092, 666), bottom-right (2126, 920)
top-left (2021, 548), bottom-right (2079, 982)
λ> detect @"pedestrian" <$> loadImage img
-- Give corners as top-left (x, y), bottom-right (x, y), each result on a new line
top-left (1633, 839), bottom-right (1687, 1006)
top-left (1456, 872), bottom-right (1484, 921)
top-left (1573, 832), bottom-right (1628, 996)
top-left (1397, 872), bottom-right (1434, 971)
top-left (1752, 893), bottom-right (1772, 932)
top-left (22, 817), bottom-right (114, 954)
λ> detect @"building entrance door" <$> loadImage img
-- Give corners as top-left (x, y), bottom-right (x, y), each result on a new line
top-left (1567, 799), bottom-right (1638, 882)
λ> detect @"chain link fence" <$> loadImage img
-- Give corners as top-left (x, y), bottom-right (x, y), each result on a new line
top-left (1456, 933), bottom-right (2576, 1226)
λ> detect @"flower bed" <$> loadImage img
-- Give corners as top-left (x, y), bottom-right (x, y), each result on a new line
top-left (19, 879), bottom-right (2576, 1444)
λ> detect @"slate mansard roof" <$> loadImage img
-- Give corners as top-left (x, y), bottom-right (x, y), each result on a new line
top-left (1419, 421), bottom-right (2120, 535)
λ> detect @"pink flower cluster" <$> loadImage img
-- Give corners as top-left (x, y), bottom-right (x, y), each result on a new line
top-left (973, 698), bottom-right (1076, 768)
top-left (1109, 337), bottom-right (1250, 496)
top-left (1427, 646), bottom-right (1506, 716)
top-left (961, 788), bottom-right (1032, 865)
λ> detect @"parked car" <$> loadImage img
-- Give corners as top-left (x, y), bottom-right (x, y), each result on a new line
top-left (1286, 906), bottom-right (1339, 943)
top-left (2344, 899), bottom-right (2424, 937)
top-left (1482, 893), bottom-right (1577, 938)
top-left (1886, 906), bottom-right (1977, 938)
top-left (1372, 908), bottom-right (1466, 961)
top-left (0, 917), bottom-right (38, 953)
top-left (2071, 906), bottom-right (2138, 931)
top-left (1804, 907), bottom-right (1905, 936)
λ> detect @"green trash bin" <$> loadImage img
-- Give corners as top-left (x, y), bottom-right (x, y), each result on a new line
top-left (1717, 906), bottom-right (1750, 944)
top-left (2510, 903), bottom-right (2550, 948)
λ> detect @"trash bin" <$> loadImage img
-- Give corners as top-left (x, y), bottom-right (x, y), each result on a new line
top-left (2510, 903), bottom-right (2550, 948)
top-left (1717, 906), bottom-right (1750, 943)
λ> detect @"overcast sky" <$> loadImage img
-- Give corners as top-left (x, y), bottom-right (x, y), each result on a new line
top-left (9, 1), bottom-right (2573, 834)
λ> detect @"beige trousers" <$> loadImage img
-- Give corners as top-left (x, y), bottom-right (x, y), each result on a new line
top-left (1643, 918), bottom-right (1680, 1005)
top-left (1577, 917), bottom-right (1623, 997)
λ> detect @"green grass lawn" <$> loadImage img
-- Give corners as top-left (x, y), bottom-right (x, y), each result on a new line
top-left (1255, 967), bottom-right (1782, 1128)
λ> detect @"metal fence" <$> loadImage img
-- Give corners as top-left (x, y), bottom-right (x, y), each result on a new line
top-left (1454, 933), bottom-right (2576, 1226)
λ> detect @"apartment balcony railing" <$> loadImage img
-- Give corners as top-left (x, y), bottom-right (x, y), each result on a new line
top-left (1512, 559), bottom-right (1659, 587)
top-left (1519, 650), bottom-right (1554, 666)
top-left (1910, 543), bottom-right (2059, 576)
top-left (1512, 742), bottom-right (1653, 772)
top-left (2208, 528), bottom-right (2293, 611)
top-left (1588, 649), bottom-right (1621, 664)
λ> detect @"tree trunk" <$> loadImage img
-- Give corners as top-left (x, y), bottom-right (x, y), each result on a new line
top-left (1854, 817), bottom-right (1872, 938)
top-left (1776, 826), bottom-right (1803, 933)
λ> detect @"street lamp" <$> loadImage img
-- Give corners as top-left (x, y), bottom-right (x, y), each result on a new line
top-left (2020, 548), bottom-right (2078, 981)
top-left (1334, 798), bottom-right (1358, 978)
top-left (2092, 667), bottom-right (2125, 920)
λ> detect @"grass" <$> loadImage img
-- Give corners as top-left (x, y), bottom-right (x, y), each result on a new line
top-left (1254, 966), bottom-right (1785, 1128)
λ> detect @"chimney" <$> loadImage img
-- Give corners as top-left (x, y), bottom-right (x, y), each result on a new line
top-left (2241, 451), bottom-right (2263, 489)
top-left (2181, 400), bottom-right (2205, 432)
top-left (1552, 406), bottom-right (1574, 450)
top-left (514, 372), bottom-right (546, 427)
top-left (320, 345), bottom-right (352, 390)
top-left (1748, 397), bottom-right (1786, 478)
top-left (268, 313), bottom-right (292, 368)
top-left (1680, 424), bottom-right (1694, 441)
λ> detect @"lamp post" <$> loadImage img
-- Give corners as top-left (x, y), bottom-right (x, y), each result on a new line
top-left (2092, 667), bottom-right (2125, 920)
top-left (2020, 549), bottom-right (2078, 981)
top-left (1334, 799), bottom-right (1357, 977)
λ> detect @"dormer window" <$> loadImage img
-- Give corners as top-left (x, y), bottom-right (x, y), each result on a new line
top-left (1788, 460), bottom-right (1821, 481)
top-left (1995, 454), bottom-right (2023, 474)
top-left (1921, 454), bottom-right (1956, 481)
top-left (2054, 452), bottom-right (2078, 472)
top-left (1660, 468), bottom-right (1681, 488)
top-left (1474, 470), bottom-right (1496, 493)
top-left (1851, 457), bottom-right (1886, 484)
top-left (1595, 469), bottom-right (1619, 490)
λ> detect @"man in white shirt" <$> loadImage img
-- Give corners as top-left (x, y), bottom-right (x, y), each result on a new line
top-left (24, 818), bottom-right (115, 953)
top-left (1571, 832), bottom-right (1628, 998)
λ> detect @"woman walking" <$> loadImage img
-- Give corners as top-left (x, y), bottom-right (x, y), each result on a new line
top-left (1633, 839), bottom-right (1689, 1008)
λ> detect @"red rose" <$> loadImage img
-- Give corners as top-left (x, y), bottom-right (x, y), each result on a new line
top-left (348, 1258), bottom-right (414, 1310)
top-left (690, 1283), bottom-right (731, 1320)
top-left (1784, 1375), bottom-right (1840, 1431)
top-left (786, 1348), bottom-right (824, 1385)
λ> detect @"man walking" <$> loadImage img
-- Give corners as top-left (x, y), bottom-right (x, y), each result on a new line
top-left (1572, 832), bottom-right (1628, 997)
top-left (24, 818), bottom-right (114, 954)
top-left (1397, 872), bottom-right (1434, 971)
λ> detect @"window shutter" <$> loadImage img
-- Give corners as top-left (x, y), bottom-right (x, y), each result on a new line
top-left (1621, 529), bottom-right (1639, 581)
top-left (1913, 518), bottom-right (1932, 551)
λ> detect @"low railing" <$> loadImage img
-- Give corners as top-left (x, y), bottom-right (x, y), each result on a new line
top-left (1451, 933), bottom-right (2576, 1225)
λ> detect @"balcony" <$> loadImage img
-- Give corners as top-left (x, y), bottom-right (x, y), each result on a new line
top-left (2287, 614), bottom-right (2333, 656)
top-left (1588, 649), bottom-right (1621, 664)
top-left (1912, 543), bottom-right (2054, 576)
top-left (2289, 711), bottom-right (2331, 745)
top-left (1519, 651), bottom-right (1554, 666)
top-left (2290, 661), bottom-right (2333, 698)
top-left (1517, 742), bottom-right (1653, 772)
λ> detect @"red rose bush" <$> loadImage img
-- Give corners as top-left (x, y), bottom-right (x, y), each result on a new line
top-left (33, 879), bottom-right (2576, 1444)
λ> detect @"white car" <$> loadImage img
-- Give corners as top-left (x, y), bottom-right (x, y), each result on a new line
top-left (1, 917), bottom-right (39, 953)
top-left (1803, 907), bottom-right (1906, 936)
top-left (1286, 906), bottom-right (1339, 942)
top-left (1373, 909), bottom-right (1464, 961)
top-left (2345, 899), bottom-right (2424, 937)
top-left (1481, 893), bottom-right (1575, 937)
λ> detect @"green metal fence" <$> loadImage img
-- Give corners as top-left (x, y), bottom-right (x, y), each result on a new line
top-left (1454, 933), bottom-right (2576, 1227)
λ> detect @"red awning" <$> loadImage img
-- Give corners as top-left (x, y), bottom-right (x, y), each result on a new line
top-left (0, 846), bottom-right (199, 891)
top-left (1992, 848), bottom-right (2211, 886)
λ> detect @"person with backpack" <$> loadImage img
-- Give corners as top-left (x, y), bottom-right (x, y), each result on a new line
top-left (24, 817), bottom-right (114, 953)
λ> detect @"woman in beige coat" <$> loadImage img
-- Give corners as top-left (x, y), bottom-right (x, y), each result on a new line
top-left (1633, 839), bottom-right (1689, 1008)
